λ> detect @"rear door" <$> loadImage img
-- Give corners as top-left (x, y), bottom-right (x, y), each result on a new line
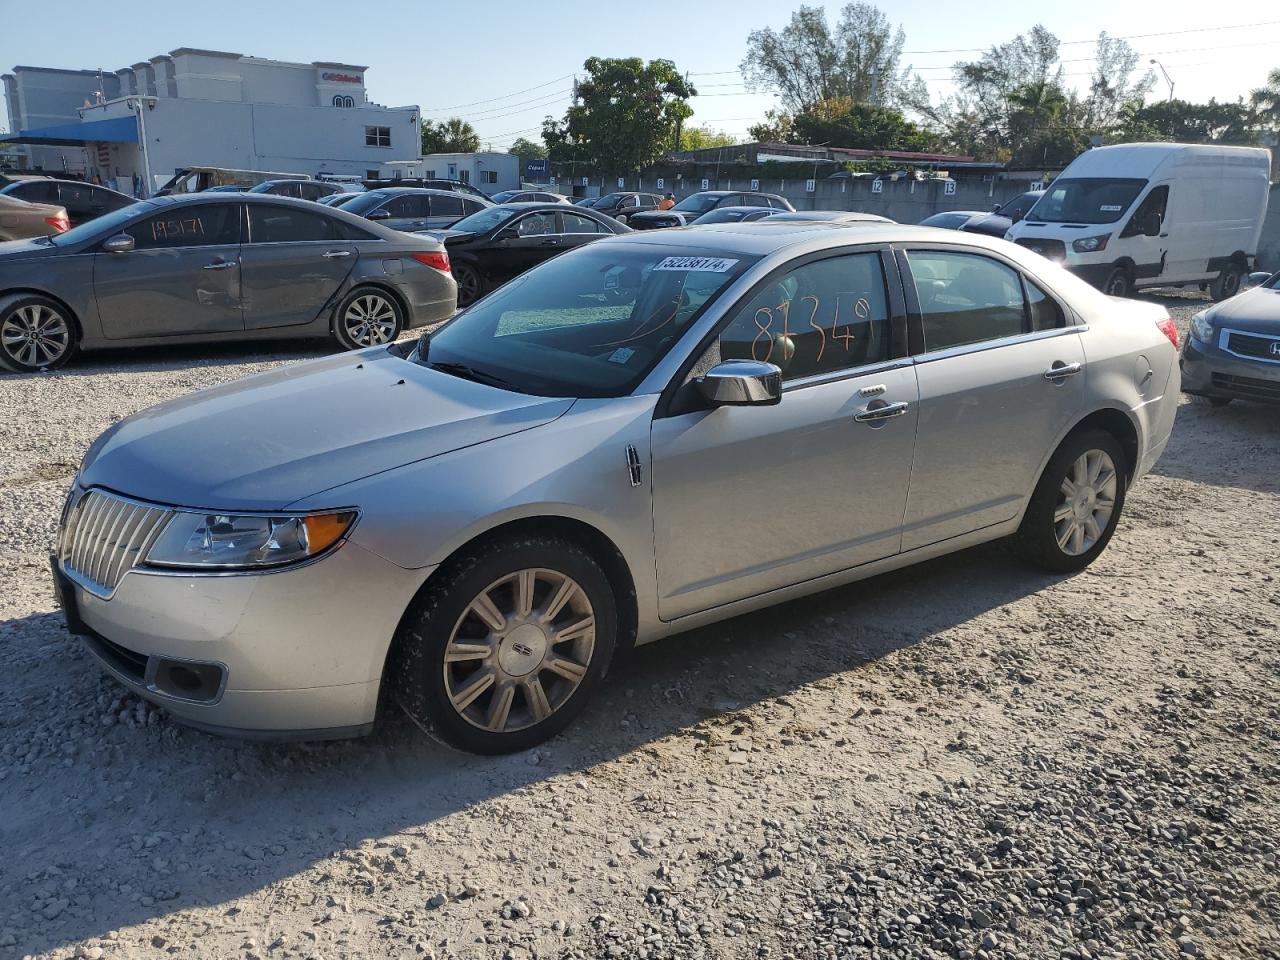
top-left (93, 202), bottom-right (244, 339)
top-left (557, 210), bottom-right (610, 253)
top-left (898, 246), bottom-right (1086, 550)
top-left (426, 193), bottom-right (465, 229)
top-left (239, 203), bottom-right (356, 330)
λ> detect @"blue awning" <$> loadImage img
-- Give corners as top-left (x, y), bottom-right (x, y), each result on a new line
top-left (0, 116), bottom-right (138, 147)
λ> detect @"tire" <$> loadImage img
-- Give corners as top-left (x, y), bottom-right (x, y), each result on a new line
top-left (1016, 428), bottom-right (1128, 574)
top-left (0, 293), bottom-right (78, 373)
top-left (331, 286), bottom-right (404, 351)
top-left (390, 535), bottom-right (617, 754)
top-left (452, 263), bottom-right (484, 308)
top-left (1102, 266), bottom-right (1132, 298)
top-left (1209, 263), bottom-right (1243, 302)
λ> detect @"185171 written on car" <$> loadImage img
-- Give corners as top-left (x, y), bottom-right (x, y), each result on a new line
top-left (53, 222), bottom-right (1179, 753)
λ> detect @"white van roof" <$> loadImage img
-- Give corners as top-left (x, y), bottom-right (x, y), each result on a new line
top-left (1059, 143), bottom-right (1271, 179)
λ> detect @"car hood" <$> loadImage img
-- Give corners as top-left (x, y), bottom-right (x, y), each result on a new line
top-left (0, 236), bottom-right (63, 261)
top-left (79, 349), bottom-right (574, 512)
top-left (427, 229), bottom-right (479, 245)
top-left (960, 214), bottom-right (1013, 237)
top-left (1207, 284), bottom-right (1280, 333)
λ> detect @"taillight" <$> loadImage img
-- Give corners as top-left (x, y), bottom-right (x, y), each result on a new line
top-left (45, 214), bottom-right (70, 234)
top-left (1155, 317), bottom-right (1179, 350)
top-left (412, 251), bottom-right (450, 273)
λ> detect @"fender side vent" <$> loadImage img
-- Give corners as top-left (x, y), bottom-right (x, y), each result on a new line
top-left (625, 445), bottom-right (642, 488)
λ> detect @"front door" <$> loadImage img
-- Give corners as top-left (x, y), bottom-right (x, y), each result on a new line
top-left (239, 204), bottom-right (356, 330)
top-left (899, 248), bottom-right (1086, 550)
top-left (93, 202), bottom-right (243, 339)
top-left (651, 250), bottom-right (917, 620)
top-left (488, 211), bottom-right (561, 284)
top-left (1120, 184), bottom-right (1171, 286)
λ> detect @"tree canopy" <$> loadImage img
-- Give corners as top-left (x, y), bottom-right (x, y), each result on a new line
top-left (679, 126), bottom-right (740, 150)
top-left (507, 137), bottom-right (546, 159)
top-left (421, 118), bottom-right (480, 154)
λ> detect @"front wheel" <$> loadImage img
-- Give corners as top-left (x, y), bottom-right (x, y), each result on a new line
top-left (452, 263), bottom-right (484, 308)
top-left (0, 294), bottom-right (78, 372)
top-left (390, 535), bottom-right (617, 754)
top-left (1102, 267), bottom-right (1132, 298)
top-left (1209, 263), bottom-right (1243, 302)
top-left (332, 287), bottom-right (404, 350)
top-left (1016, 429), bottom-right (1127, 573)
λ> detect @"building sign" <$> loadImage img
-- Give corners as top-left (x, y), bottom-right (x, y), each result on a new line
top-left (322, 72), bottom-right (362, 84)
top-left (523, 158), bottom-right (548, 178)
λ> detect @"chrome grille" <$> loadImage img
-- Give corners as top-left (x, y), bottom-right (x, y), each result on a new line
top-left (58, 490), bottom-right (173, 598)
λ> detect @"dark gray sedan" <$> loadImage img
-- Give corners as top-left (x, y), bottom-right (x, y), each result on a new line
top-left (1181, 271), bottom-right (1280, 405)
top-left (0, 194), bottom-right (456, 372)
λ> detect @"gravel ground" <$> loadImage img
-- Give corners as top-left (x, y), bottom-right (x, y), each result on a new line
top-left (1, 296), bottom-right (1278, 960)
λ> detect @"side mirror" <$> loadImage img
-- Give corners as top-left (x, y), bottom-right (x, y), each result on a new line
top-left (695, 360), bottom-right (782, 407)
top-left (365, 209), bottom-right (391, 221)
top-left (102, 234), bottom-right (135, 254)
top-left (495, 227), bottom-right (519, 241)
top-left (1247, 271), bottom-right (1273, 286)
top-left (991, 203), bottom-right (1002, 213)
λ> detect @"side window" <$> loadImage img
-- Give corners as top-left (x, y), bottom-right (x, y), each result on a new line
top-left (1121, 185), bottom-right (1168, 239)
top-left (514, 212), bottom-right (556, 236)
top-left (909, 251), bottom-right (1026, 352)
top-left (247, 205), bottom-right (340, 243)
top-left (58, 182), bottom-right (92, 210)
top-left (462, 198), bottom-right (486, 215)
top-left (125, 204), bottom-right (241, 250)
top-left (382, 195), bottom-right (418, 217)
top-left (429, 195), bottom-right (464, 219)
top-left (717, 253), bottom-right (892, 381)
top-left (14, 181), bottom-right (58, 204)
top-left (1026, 279), bottom-right (1065, 332)
top-left (562, 212), bottom-right (604, 234)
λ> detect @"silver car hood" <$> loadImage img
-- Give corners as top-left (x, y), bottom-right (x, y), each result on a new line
top-left (79, 349), bottom-right (574, 511)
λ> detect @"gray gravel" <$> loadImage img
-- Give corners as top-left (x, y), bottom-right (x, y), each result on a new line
top-left (1, 295), bottom-right (1278, 960)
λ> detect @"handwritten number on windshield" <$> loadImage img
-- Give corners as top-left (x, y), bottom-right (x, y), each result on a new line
top-left (750, 295), bottom-right (872, 364)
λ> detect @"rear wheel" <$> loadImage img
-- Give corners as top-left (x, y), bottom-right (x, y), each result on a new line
top-left (452, 263), bottom-right (484, 308)
top-left (390, 535), bottom-right (617, 754)
top-left (0, 294), bottom-right (77, 372)
top-left (1102, 266), bottom-right (1132, 298)
top-left (1209, 263), bottom-right (1243, 302)
top-left (1016, 429), bottom-right (1127, 573)
top-left (332, 287), bottom-right (403, 350)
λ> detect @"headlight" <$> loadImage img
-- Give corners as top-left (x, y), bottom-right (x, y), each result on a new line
top-left (1072, 234), bottom-right (1110, 253)
top-left (1190, 311), bottom-right (1215, 344)
top-left (144, 511), bottom-right (356, 570)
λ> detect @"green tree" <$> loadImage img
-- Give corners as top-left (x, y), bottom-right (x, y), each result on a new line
top-left (741, 3), bottom-right (912, 110)
top-left (1251, 68), bottom-right (1280, 130)
top-left (542, 58), bottom-right (695, 172)
top-left (747, 109), bottom-right (795, 143)
top-left (679, 126), bottom-right (740, 150)
top-left (507, 137), bottom-right (547, 159)
top-left (1081, 33), bottom-right (1154, 129)
top-left (791, 97), bottom-right (934, 150)
top-left (1116, 98), bottom-right (1257, 143)
top-left (421, 117), bottom-right (481, 154)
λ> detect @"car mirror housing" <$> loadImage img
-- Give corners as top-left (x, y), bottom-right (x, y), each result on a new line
top-left (365, 209), bottom-right (391, 221)
top-left (1247, 271), bottom-right (1272, 287)
top-left (695, 360), bottom-right (783, 407)
top-left (102, 234), bottom-right (135, 254)
top-left (495, 227), bottom-right (519, 241)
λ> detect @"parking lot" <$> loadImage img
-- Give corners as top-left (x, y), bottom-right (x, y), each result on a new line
top-left (1, 293), bottom-right (1278, 960)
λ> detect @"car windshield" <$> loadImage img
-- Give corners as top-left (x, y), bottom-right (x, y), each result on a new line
top-left (422, 243), bottom-right (757, 397)
top-left (341, 191), bottom-right (394, 214)
top-left (448, 206), bottom-right (519, 234)
top-left (50, 202), bottom-right (150, 245)
top-left (696, 208), bottom-right (757, 224)
top-left (491, 191), bottom-right (519, 203)
top-left (1027, 178), bottom-right (1147, 224)
top-left (595, 193), bottom-right (626, 206)
top-left (673, 194), bottom-right (720, 214)
top-left (998, 193), bottom-right (1040, 221)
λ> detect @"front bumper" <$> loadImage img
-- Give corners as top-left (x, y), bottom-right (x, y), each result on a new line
top-left (1180, 334), bottom-right (1280, 404)
top-left (53, 540), bottom-right (433, 739)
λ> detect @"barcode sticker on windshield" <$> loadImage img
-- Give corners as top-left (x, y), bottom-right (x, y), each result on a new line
top-left (653, 256), bottom-right (739, 273)
top-left (1100, 205), bottom-right (1123, 212)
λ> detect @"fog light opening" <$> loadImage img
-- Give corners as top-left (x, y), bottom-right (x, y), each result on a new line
top-left (153, 659), bottom-right (224, 703)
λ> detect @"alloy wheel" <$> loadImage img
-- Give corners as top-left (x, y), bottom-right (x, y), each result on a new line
top-left (453, 266), bottom-right (480, 306)
top-left (1, 303), bottom-right (70, 368)
top-left (342, 294), bottom-right (398, 346)
top-left (1054, 449), bottom-right (1118, 556)
top-left (443, 568), bottom-right (595, 733)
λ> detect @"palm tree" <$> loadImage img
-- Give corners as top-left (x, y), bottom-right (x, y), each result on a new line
top-left (1251, 68), bottom-right (1280, 129)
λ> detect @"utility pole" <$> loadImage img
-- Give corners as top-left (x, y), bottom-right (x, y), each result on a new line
top-left (1150, 59), bottom-right (1175, 102)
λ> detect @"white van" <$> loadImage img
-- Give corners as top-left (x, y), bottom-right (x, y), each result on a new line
top-left (1005, 143), bottom-right (1271, 300)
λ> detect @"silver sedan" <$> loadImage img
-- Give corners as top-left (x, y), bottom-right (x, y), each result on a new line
top-left (54, 223), bottom-right (1181, 753)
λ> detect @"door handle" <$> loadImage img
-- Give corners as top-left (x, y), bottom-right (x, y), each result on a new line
top-left (540, 238), bottom-right (560, 245)
top-left (1044, 361), bottom-right (1083, 380)
top-left (854, 400), bottom-right (910, 423)
top-left (202, 260), bottom-right (236, 270)
top-left (322, 250), bottom-right (352, 259)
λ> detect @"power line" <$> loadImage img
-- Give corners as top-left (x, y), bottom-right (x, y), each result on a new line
top-left (425, 89), bottom-right (572, 119)
top-left (906, 36), bottom-right (1280, 72)
top-left (900, 18), bottom-right (1280, 54)
top-left (421, 73), bottom-right (575, 113)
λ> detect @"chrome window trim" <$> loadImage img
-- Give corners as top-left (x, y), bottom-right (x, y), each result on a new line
top-left (911, 323), bottom-right (1088, 365)
top-left (1219, 326), bottom-right (1280, 365)
top-left (782, 357), bottom-right (916, 393)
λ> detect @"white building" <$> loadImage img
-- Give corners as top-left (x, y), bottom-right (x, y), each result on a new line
top-left (2, 49), bottom-right (421, 194)
top-left (381, 153), bottom-right (522, 193)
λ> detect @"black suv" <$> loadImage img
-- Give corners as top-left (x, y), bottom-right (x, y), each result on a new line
top-left (0, 178), bottom-right (135, 227)
top-left (628, 191), bottom-right (794, 230)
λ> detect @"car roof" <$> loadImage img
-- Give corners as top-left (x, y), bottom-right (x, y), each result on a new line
top-left (703, 205), bottom-right (773, 212)
top-left (609, 221), bottom-right (1029, 255)
top-left (765, 210), bottom-right (893, 223)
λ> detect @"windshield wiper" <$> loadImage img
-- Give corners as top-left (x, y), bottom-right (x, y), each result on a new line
top-left (429, 360), bottom-right (521, 391)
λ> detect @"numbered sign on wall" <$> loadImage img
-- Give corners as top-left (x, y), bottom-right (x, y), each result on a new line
top-left (581, 176), bottom-right (589, 186)
top-left (549, 176), bottom-right (557, 185)
top-left (750, 179), bottom-right (760, 191)
top-left (701, 178), bottom-right (710, 190)
top-left (805, 179), bottom-right (815, 193)
top-left (944, 180), bottom-right (957, 196)
top-left (617, 177), bottom-right (625, 188)
top-left (656, 178), bottom-right (665, 190)
top-left (872, 178), bottom-right (883, 194)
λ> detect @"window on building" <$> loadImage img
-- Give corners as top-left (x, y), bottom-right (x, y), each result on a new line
top-left (458, 169), bottom-right (470, 184)
top-left (333, 95), bottom-right (355, 108)
top-left (481, 170), bottom-right (498, 184)
top-left (366, 170), bottom-right (379, 181)
top-left (365, 126), bottom-right (391, 148)
top-left (423, 170), bottom-right (436, 179)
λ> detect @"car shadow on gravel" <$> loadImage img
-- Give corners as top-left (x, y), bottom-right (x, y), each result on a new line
top-left (1151, 398), bottom-right (1280, 495)
top-left (1, 539), bottom-right (1066, 956)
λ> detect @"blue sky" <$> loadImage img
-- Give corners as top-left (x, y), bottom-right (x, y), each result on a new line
top-left (2, 0), bottom-right (1276, 147)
